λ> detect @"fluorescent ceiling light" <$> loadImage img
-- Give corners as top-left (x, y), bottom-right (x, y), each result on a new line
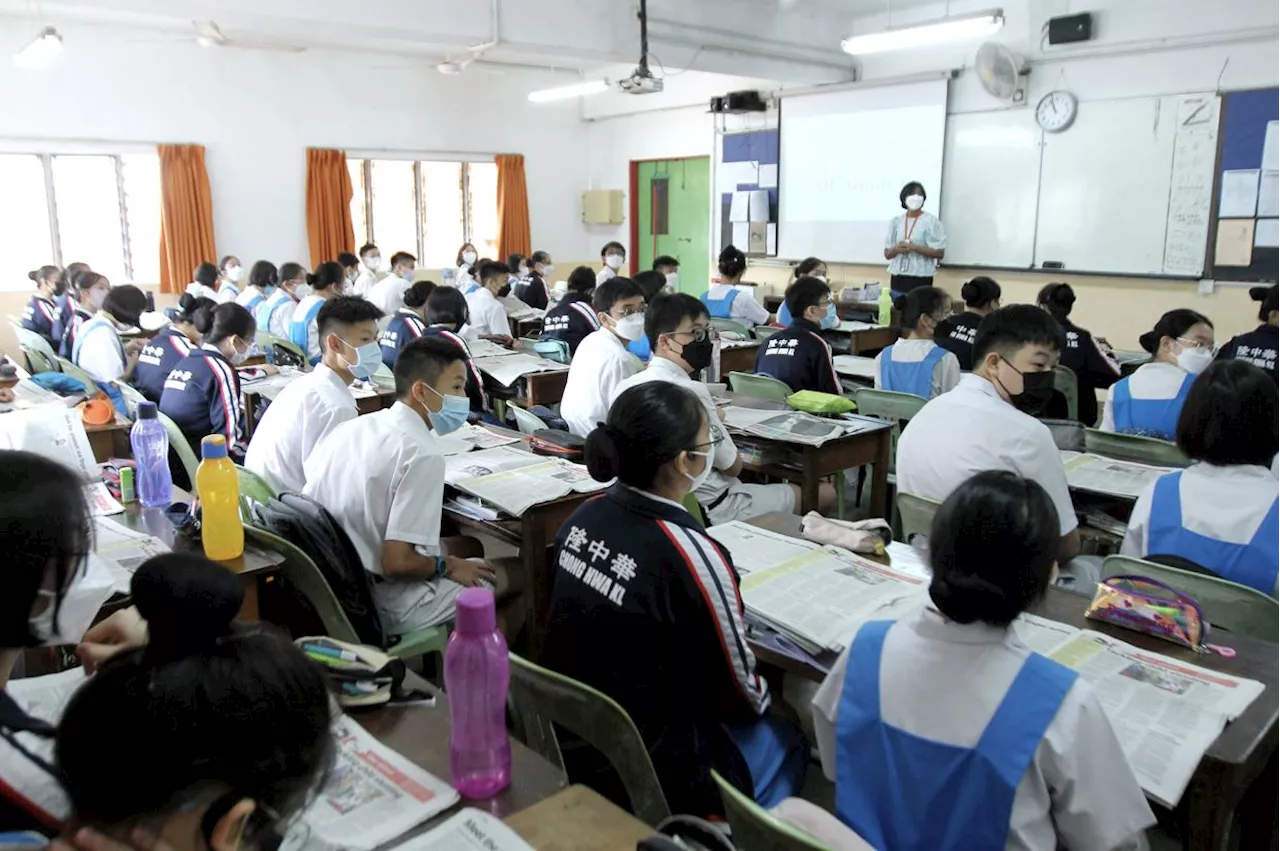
top-left (841, 9), bottom-right (1003, 56)
top-left (14, 27), bottom-right (63, 69)
top-left (528, 78), bottom-right (610, 103)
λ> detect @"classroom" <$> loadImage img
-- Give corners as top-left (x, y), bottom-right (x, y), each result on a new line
top-left (1, 0), bottom-right (1277, 849)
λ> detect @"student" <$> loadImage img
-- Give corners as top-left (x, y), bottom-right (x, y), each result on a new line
top-left (421, 287), bottom-right (486, 417)
top-left (216, 255), bottom-right (244, 304)
top-left (597, 241), bottom-right (626, 286)
top-left (255, 262), bottom-right (306, 339)
top-left (874, 286), bottom-right (961, 399)
top-left (134, 295), bottom-right (215, 403)
top-left (612, 294), bottom-right (827, 520)
top-left (515, 250), bottom-right (553, 310)
top-left (539, 265), bottom-right (599, 356)
top-left (185, 262), bottom-right (220, 302)
top-left (73, 284), bottom-right (147, 384)
top-left (338, 251), bottom-right (360, 294)
top-left (246, 297), bottom-right (384, 493)
top-left (560, 276), bottom-right (645, 436)
top-left (368, 251), bottom-right (417, 322)
top-left (896, 305), bottom-right (1086, 571)
top-left (303, 337), bottom-right (520, 635)
top-left (289, 260), bottom-right (345, 364)
top-left (353, 242), bottom-right (381, 297)
top-left (160, 303), bottom-right (255, 457)
top-left (21, 265), bottom-right (61, 348)
top-left (754, 276), bottom-right (842, 395)
top-left (1215, 284), bottom-right (1278, 383)
top-left (653, 254), bottom-right (681, 291)
top-left (935, 275), bottom-right (1000, 371)
top-left (1102, 309), bottom-right (1214, 439)
top-left (625, 270), bottom-right (669, 362)
top-left (812, 470), bottom-right (1154, 850)
top-left (50, 262), bottom-right (91, 347)
top-left (702, 245), bottom-right (771, 327)
top-left (455, 243), bottom-right (480, 292)
top-left (883, 180), bottom-right (946, 296)
top-left (463, 260), bottom-right (516, 344)
top-left (544, 382), bottom-right (807, 816)
top-left (379, 280), bottom-right (436, 369)
top-left (235, 259), bottom-right (274, 313)
top-left (1037, 283), bottom-right (1121, 426)
top-left (508, 253), bottom-right (529, 280)
top-left (775, 258), bottom-right (828, 326)
top-left (1123, 360), bottom-right (1279, 595)
top-left (58, 271), bottom-right (110, 359)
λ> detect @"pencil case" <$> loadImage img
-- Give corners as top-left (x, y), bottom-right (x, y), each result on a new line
top-left (1084, 575), bottom-right (1232, 656)
top-left (787, 390), bottom-right (855, 415)
top-left (526, 428), bottom-right (585, 462)
top-left (296, 636), bottom-right (432, 707)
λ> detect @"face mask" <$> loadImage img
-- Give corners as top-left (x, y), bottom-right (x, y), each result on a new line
top-left (88, 288), bottom-right (108, 310)
top-left (497, 284), bottom-right (513, 298)
top-left (401, 269), bottom-right (416, 283)
top-left (365, 256), bottom-right (381, 271)
top-left (418, 383), bottom-right (469, 435)
top-left (813, 274), bottom-right (828, 284)
top-left (681, 449), bottom-right (713, 493)
top-left (613, 313), bottom-right (646, 341)
top-left (229, 338), bottom-right (251, 366)
top-left (819, 302), bottom-right (839, 330)
top-left (28, 556), bottom-right (116, 647)
top-left (1176, 347), bottom-right (1213, 375)
top-left (542, 264), bottom-right (555, 276)
top-left (339, 339), bottom-right (383, 381)
top-left (294, 283), bottom-right (312, 300)
top-left (665, 272), bottom-right (679, 291)
top-left (226, 266), bottom-right (245, 284)
top-left (462, 251), bottom-right (478, 265)
top-left (905, 194), bottom-right (925, 211)
top-left (675, 335), bottom-right (714, 373)
top-left (605, 253), bottom-right (623, 270)
top-left (998, 356), bottom-right (1055, 415)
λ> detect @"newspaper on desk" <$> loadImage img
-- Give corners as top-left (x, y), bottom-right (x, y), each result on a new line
top-left (1060, 451), bottom-right (1173, 498)
top-left (387, 808), bottom-right (534, 851)
top-left (242, 368), bottom-right (380, 401)
top-left (93, 516), bottom-right (172, 592)
top-left (1, 667), bottom-right (85, 824)
top-left (0, 378), bottom-right (70, 413)
top-left (465, 337), bottom-right (514, 360)
top-left (0, 405), bottom-right (98, 482)
top-left (499, 295), bottom-right (545, 321)
top-left (473, 353), bottom-right (567, 387)
top-left (444, 446), bottom-right (608, 516)
top-left (723, 406), bottom-right (877, 447)
top-left (435, 423), bottom-right (524, 456)
top-left (85, 482), bottom-right (124, 516)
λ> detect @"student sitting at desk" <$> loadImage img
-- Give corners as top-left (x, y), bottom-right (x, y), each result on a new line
top-left (773, 257), bottom-right (827, 326)
top-left (304, 337), bottom-right (522, 636)
top-left (874, 286), bottom-right (960, 399)
top-left (235, 259), bottom-right (273, 313)
top-left (1215, 284), bottom-right (1278, 383)
top-left (289, 260), bottom-right (344, 364)
top-left (338, 251), bottom-right (360, 294)
top-left (368, 252), bottom-right (417, 322)
top-left (702, 245), bottom-right (772, 328)
top-left (463, 260), bottom-right (517, 345)
top-left (654, 254), bottom-right (680, 291)
top-left (134, 294), bottom-right (216, 403)
top-left (378, 280), bottom-right (435, 369)
top-left (21, 264), bottom-right (61, 348)
top-left (545, 382), bottom-right (807, 817)
top-left (624, 270), bottom-right (669, 362)
top-left (160, 303), bottom-right (256, 459)
top-left (515, 250), bottom-right (553, 310)
top-left (753, 276), bottom-right (842, 395)
top-left (1102, 309), bottom-right (1214, 440)
top-left (1122, 360), bottom-right (1279, 596)
top-left (597, 240), bottom-right (625, 286)
top-left (184, 261), bottom-right (220, 302)
top-left (255, 261), bottom-right (303, 339)
top-left (215, 255), bottom-right (243, 304)
top-left (421, 287), bottom-right (487, 418)
top-left (560, 276), bottom-right (645, 436)
top-left (50, 262), bottom-right (90, 351)
top-left (539, 265), bottom-right (599, 356)
top-left (935, 275), bottom-right (1000, 371)
top-left (73, 284), bottom-right (148, 385)
top-left (352, 242), bottom-right (381, 297)
top-left (1037, 283), bottom-right (1121, 427)
top-left (813, 470), bottom-right (1154, 851)
top-left (246, 296), bottom-right (385, 494)
top-left (58, 270), bottom-right (110, 359)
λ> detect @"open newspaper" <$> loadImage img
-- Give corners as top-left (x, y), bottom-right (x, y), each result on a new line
top-left (723, 406), bottom-right (850, 447)
top-left (0, 406), bottom-right (99, 482)
top-left (243, 369), bottom-right (382, 401)
top-left (93, 516), bottom-right (172, 592)
top-left (388, 808), bottom-right (534, 851)
top-left (0, 378), bottom-right (69, 413)
top-left (1060, 451), bottom-right (1173, 498)
top-left (499, 295), bottom-right (545, 321)
top-left (832, 354), bottom-right (877, 380)
top-left (444, 446), bottom-right (608, 516)
top-left (473, 353), bottom-right (567, 387)
top-left (464, 338), bottom-right (513, 360)
top-left (1, 667), bottom-right (85, 825)
top-left (435, 423), bottom-right (523, 456)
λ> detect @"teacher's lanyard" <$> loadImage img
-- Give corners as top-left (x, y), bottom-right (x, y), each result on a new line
top-left (903, 214), bottom-right (921, 243)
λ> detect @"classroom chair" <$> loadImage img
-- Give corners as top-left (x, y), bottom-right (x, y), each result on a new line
top-left (1101, 555), bottom-right (1278, 642)
top-left (235, 464), bottom-right (277, 523)
top-left (682, 491), bottom-right (707, 528)
top-left (710, 318), bottom-right (752, 339)
top-left (1052, 365), bottom-right (1079, 423)
top-left (753, 325), bottom-right (781, 340)
top-left (13, 326), bottom-right (59, 374)
top-left (507, 652), bottom-right (671, 826)
top-left (711, 772), bottom-right (838, 851)
top-left (1084, 429), bottom-right (1190, 468)
top-left (156, 410), bottom-right (200, 487)
top-left (370, 362), bottom-right (396, 390)
top-left (852, 388), bottom-right (928, 534)
top-left (55, 356), bottom-right (98, 393)
top-left (115, 382), bottom-right (147, 419)
top-left (1039, 418), bottom-right (1086, 452)
top-left (727, 371), bottom-right (792, 403)
top-left (509, 403), bottom-right (549, 435)
top-left (255, 331), bottom-right (307, 366)
top-left (532, 339), bottom-right (571, 364)
top-left (896, 492), bottom-right (942, 544)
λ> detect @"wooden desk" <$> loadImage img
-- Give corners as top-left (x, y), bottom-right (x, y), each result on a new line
top-left (510, 316), bottom-right (544, 339)
top-left (517, 369), bottom-right (569, 409)
top-left (241, 381), bottom-right (396, 439)
top-left (842, 325), bottom-right (899, 355)
top-left (719, 341), bottom-right (762, 376)
top-left (85, 414), bottom-right (132, 462)
top-left (505, 786), bottom-right (653, 850)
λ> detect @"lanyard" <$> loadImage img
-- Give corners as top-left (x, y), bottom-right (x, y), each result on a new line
top-left (903, 214), bottom-right (921, 243)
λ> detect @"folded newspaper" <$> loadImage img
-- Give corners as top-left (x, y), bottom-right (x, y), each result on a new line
top-left (93, 517), bottom-right (172, 593)
top-left (473, 353), bottom-right (567, 387)
top-left (444, 446), bottom-right (608, 516)
top-left (1, 667), bottom-right (85, 825)
top-left (435, 423), bottom-right (523, 457)
top-left (499, 295), bottom-right (545, 321)
top-left (723, 406), bottom-right (852, 447)
top-left (1059, 451), bottom-right (1173, 499)
top-left (386, 808), bottom-right (534, 850)
top-left (464, 338), bottom-right (513, 360)
top-left (0, 406), bottom-right (99, 482)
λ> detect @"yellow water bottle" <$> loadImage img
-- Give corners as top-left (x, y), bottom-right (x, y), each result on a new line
top-left (878, 285), bottom-right (893, 327)
top-left (197, 435), bottom-right (244, 561)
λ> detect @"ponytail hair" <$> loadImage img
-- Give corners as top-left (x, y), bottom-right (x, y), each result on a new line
top-left (960, 276), bottom-right (1001, 309)
top-left (585, 382), bottom-right (705, 489)
top-left (310, 260), bottom-right (344, 292)
top-left (1036, 282), bottom-right (1076, 321)
top-left (205, 303), bottom-right (257, 345)
top-left (174, 293), bottom-right (218, 337)
top-left (1138, 308), bottom-right (1212, 354)
top-left (28, 265), bottom-right (60, 294)
top-left (718, 245), bottom-right (747, 280)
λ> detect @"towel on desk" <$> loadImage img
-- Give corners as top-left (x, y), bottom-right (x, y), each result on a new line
top-left (800, 511), bottom-right (891, 556)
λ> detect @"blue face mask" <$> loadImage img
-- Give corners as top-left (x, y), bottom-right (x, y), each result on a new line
top-left (340, 339), bottom-right (384, 382)
top-left (419, 383), bottom-right (469, 435)
top-left (820, 302), bottom-right (839, 330)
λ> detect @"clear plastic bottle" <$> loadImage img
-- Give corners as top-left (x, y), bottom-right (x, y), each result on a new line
top-left (129, 401), bottom-right (172, 508)
top-left (445, 588), bottom-right (511, 798)
top-left (196, 435), bottom-right (243, 561)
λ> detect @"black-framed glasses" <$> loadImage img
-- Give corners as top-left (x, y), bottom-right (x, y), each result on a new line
top-left (664, 326), bottom-right (719, 344)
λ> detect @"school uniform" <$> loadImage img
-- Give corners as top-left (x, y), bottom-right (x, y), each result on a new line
top-left (1055, 317), bottom-right (1121, 427)
top-left (379, 308), bottom-right (427, 369)
top-left (368, 276), bottom-right (410, 328)
top-left (934, 311), bottom-right (982, 371)
top-left (184, 281), bottom-right (218, 301)
top-left (353, 266), bottom-right (378, 298)
top-left (560, 328), bottom-right (642, 436)
top-left (288, 293), bottom-right (327, 364)
top-left (302, 402), bottom-right (464, 633)
top-left (422, 325), bottom-right (487, 414)
top-left (1101, 362), bottom-right (1195, 440)
top-left (885, 211), bottom-right (946, 295)
top-left (133, 326), bottom-right (195, 402)
top-left (1215, 323), bottom-right (1278, 383)
top-left (873, 339), bottom-right (961, 399)
top-left (72, 313), bottom-right (126, 383)
top-left (20, 295), bottom-right (58, 348)
top-left (543, 483), bottom-right (807, 816)
top-left (1123, 464), bottom-right (1279, 596)
top-left (215, 283), bottom-right (239, 304)
top-left (235, 285), bottom-right (267, 313)
top-left (456, 264), bottom-right (478, 292)
top-left (49, 292), bottom-right (75, 348)
top-left (463, 286), bottom-right (512, 340)
top-left (701, 284), bottom-right (770, 326)
top-left (539, 292), bottom-right (600, 356)
top-left (595, 266), bottom-right (617, 286)
top-left (516, 271), bottom-right (549, 310)
top-left (244, 364), bottom-right (358, 494)
top-left (57, 306), bottom-right (93, 359)
top-left (159, 344), bottom-right (245, 453)
top-left (754, 318), bottom-right (842, 395)
top-left (255, 289), bottom-right (297, 340)
top-left (812, 603), bottom-right (1154, 850)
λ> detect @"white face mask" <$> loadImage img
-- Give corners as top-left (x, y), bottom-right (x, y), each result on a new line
top-left (813, 274), bottom-right (827, 283)
top-left (542, 263), bottom-right (555, 276)
top-left (681, 449), bottom-right (713, 494)
top-left (1176, 346), bottom-right (1213, 375)
top-left (225, 265), bottom-right (245, 283)
top-left (462, 251), bottom-right (478, 265)
top-left (612, 313), bottom-right (646, 341)
top-left (605, 253), bottom-right (624, 270)
top-left (665, 272), bottom-right (679, 290)
top-left (229, 337), bottom-right (252, 365)
top-left (365, 256), bottom-right (381, 271)
top-left (518, 266), bottom-right (530, 277)
top-left (294, 283), bottom-right (312, 300)
top-left (28, 556), bottom-right (117, 647)
top-left (905, 194), bottom-right (925, 212)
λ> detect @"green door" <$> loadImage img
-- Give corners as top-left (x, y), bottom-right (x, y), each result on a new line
top-left (635, 157), bottom-right (710, 295)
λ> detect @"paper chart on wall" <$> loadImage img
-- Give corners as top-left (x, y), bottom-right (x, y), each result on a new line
top-left (1256, 170), bottom-right (1280, 218)
top-left (1219, 169), bottom-right (1260, 218)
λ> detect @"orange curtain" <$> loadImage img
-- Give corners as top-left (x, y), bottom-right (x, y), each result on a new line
top-left (158, 144), bottom-right (216, 294)
top-left (306, 148), bottom-right (355, 269)
top-left (495, 154), bottom-right (531, 259)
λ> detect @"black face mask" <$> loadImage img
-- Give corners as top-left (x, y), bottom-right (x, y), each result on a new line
top-left (999, 357), bottom-right (1055, 416)
top-left (678, 337), bottom-right (714, 373)
top-left (497, 284), bottom-right (512, 298)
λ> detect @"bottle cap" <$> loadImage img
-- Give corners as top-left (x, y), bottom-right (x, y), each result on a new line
top-left (136, 400), bottom-right (158, 419)
top-left (201, 435), bottom-right (228, 459)
top-left (454, 586), bottom-right (496, 635)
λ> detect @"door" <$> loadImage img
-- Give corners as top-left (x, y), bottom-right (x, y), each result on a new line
top-left (633, 157), bottom-right (710, 295)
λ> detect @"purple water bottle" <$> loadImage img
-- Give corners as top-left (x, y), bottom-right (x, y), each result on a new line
top-left (129, 401), bottom-right (172, 508)
top-left (445, 587), bottom-right (511, 798)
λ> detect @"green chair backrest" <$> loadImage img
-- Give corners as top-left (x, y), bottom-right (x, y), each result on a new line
top-left (243, 526), bottom-right (362, 644)
top-left (256, 332), bottom-right (307, 366)
top-left (710, 318), bottom-right (752, 339)
top-left (235, 464), bottom-right (277, 523)
top-left (1084, 429), bottom-right (1190, 468)
top-left (711, 771), bottom-right (834, 851)
top-left (1101, 554), bottom-right (1278, 642)
top-left (1053, 365), bottom-right (1078, 423)
top-left (14, 326), bottom-right (59, 374)
top-left (727, 371), bottom-right (792, 403)
top-left (753, 325), bottom-right (781, 340)
top-left (1039, 418), bottom-right (1086, 452)
top-left (509, 403), bottom-right (549, 435)
top-left (852, 388), bottom-right (928, 474)
top-left (682, 491), bottom-right (707, 528)
top-left (115, 382), bottom-right (148, 419)
top-left (156, 410), bottom-right (200, 486)
top-left (56, 356), bottom-right (98, 392)
top-left (896, 491), bottom-right (942, 544)
top-left (507, 652), bottom-right (671, 826)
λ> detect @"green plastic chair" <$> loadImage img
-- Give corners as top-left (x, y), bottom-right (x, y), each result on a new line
top-left (727, 371), bottom-right (792, 402)
top-left (753, 325), bottom-right (781, 340)
top-left (13, 326), bottom-right (59, 374)
top-left (56, 356), bottom-right (98, 392)
top-left (711, 772), bottom-right (835, 851)
top-left (156, 410), bottom-right (200, 486)
top-left (507, 652), bottom-right (671, 826)
top-left (235, 464), bottom-right (277, 523)
top-left (1053, 365), bottom-right (1079, 423)
top-left (710, 318), bottom-right (752, 339)
top-left (1084, 429), bottom-right (1190, 468)
top-left (851, 388), bottom-right (927, 475)
top-left (370, 362), bottom-right (396, 390)
top-left (509, 403), bottom-right (548, 435)
top-left (682, 491), bottom-right (707, 528)
top-left (1101, 555), bottom-right (1278, 642)
top-left (256, 331), bottom-right (307, 366)
top-left (115, 382), bottom-right (148, 419)
top-left (896, 491), bottom-right (942, 544)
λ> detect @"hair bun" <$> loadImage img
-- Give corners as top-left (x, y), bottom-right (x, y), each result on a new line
top-left (1250, 285), bottom-right (1270, 302)
top-left (1138, 330), bottom-right (1160, 354)
top-left (131, 554), bottom-right (243, 654)
top-left (929, 572), bottom-right (1018, 626)
top-left (1050, 284), bottom-right (1076, 309)
top-left (583, 425), bottom-right (622, 483)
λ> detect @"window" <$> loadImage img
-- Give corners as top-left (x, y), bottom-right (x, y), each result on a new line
top-left (348, 157), bottom-right (499, 271)
top-left (0, 151), bottom-right (161, 290)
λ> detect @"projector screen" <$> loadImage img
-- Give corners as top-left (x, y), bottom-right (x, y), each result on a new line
top-left (778, 79), bottom-right (948, 263)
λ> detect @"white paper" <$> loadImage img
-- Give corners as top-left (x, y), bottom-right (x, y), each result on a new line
top-left (1257, 170), bottom-right (1280, 218)
top-left (0, 378), bottom-right (66, 413)
top-left (832, 355), bottom-right (876, 380)
top-left (444, 446), bottom-right (608, 516)
top-left (758, 163), bottom-right (778, 189)
top-left (1255, 219), bottom-right (1280, 249)
top-left (1264, 120), bottom-right (1280, 171)
top-left (729, 190), bottom-right (749, 223)
top-left (1215, 219), bottom-right (1256, 266)
top-left (747, 189), bottom-right (771, 223)
top-left (435, 424), bottom-right (523, 456)
top-left (1176, 95), bottom-right (1220, 132)
top-left (718, 159), bottom-right (759, 190)
top-left (1060, 451), bottom-right (1173, 499)
top-left (474, 353), bottom-right (567, 387)
top-left (731, 221), bottom-right (750, 248)
top-left (707, 521), bottom-right (827, 575)
top-left (93, 516), bottom-right (172, 591)
top-left (1, 668), bottom-right (85, 824)
top-left (499, 295), bottom-right (545, 321)
top-left (766, 222), bottom-right (777, 255)
top-left (85, 482), bottom-right (124, 516)
top-left (0, 406), bottom-right (99, 483)
top-left (388, 808), bottom-right (534, 851)
top-left (723, 406), bottom-right (847, 446)
top-left (465, 338), bottom-right (512, 360)
top-left (1163, 128), bottom-right (1218, 276)
top-left (1219, 169), bottom-right (1260, 218)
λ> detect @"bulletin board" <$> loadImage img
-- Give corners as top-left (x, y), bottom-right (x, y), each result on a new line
top-left (1210, 88), bottom-right (1280, 283)
top-left (715, 128), bottom-right (779, 256)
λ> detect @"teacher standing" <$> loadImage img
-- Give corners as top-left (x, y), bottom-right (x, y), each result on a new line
top-left (884, 180), bottom-right (946, 296)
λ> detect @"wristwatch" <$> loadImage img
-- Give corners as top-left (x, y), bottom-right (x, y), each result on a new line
top-left (434, 555), bottom-right (449, 579)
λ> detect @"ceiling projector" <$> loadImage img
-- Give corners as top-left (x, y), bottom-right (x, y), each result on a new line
top-left (619, 69), bottom-right (664, 94)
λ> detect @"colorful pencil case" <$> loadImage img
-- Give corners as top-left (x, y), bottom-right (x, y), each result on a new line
top-left (1085, 575), bottom-right (1230, 655)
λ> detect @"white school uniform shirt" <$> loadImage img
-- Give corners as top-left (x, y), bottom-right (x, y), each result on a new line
top-left (885, 211), bottom-right (946, 277)
top-left (243, 363), bottom-right (358, 493)
top-left (812, 603), bottom-right (1155, 851)
top-left (873, 338), bottom-right (962, 397)
top-left (463, 286), bottom-right (512, 339)
top-left (353, 266), bottom-right (378, 298)
top-left (75, 313), bottom-right (127, 383)
top-left (561, 327), bottom-right (643, 437)
top-left (897, 374), bottom-right (1078, 536)
top-left (235, 285), bottom-right (265, 309)
top-left (184, 281), bottom-right (218, 301)
top-left (1100, 361), bottom-right (1189, 432)
top-left (264, 292), bottom-right (297, 338)
top-left (596, 266), bottom-right (617, 286)
top-left (368, 276), bottom-right (410, 328)
top-left (215, 284), bottom-right (239, 304)
top-left (302, 401), bottom-right (446, 630)
top-left (456, 264), bottom-right (476, 290)
top-left (706, 283), bottom-right (771, 326)
top-left (1122, 462), bottom-right (1279, 591)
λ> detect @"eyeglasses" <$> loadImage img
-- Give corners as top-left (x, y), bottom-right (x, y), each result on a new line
top-left (613, 305), bottom-right (644, 318)
top-left (665, 327), bottom-right (720, 344)
top-left (1175, 336), bottom-right (1216, 352)
top-left (690, 432), bottom-right (726, 452)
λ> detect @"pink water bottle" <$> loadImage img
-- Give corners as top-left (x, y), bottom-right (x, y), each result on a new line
top-left (445, 588), bottom-right (511, 798)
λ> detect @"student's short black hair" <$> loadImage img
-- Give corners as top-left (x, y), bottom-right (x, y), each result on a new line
top-left (1251, 285), bottom-right (1279, 321)
top-left (218, 255), bottom-right (239, 271)
top-left (507, 253), bottom-right (527, 272)
top-left (205, 302), bottom-right (256, 345)
top-left (646, 293), bottom-right (709, 349)
top-left (394, 335), bottom-right (465, 396)
top-left (478, 260), bottom-right (510, 284)
top-left (972, 304), bottom-right (1066, 364)
top-left (585, 382), bottom-right (707, 488)
top-left (961, 276), bottom-right (1001, 309)
top-left (718, 245), bottom-right (747, 279)
top-left (193, 262), bottom-right (219, 288)
top-left (896, 286), bottom-right (948, 331)
top-left (1176, 360), bottom-right (1279, 467)
top-left (317, 295), bottom-right (383, 343)
top-left (103, 284), bottom-right (147, 328)
top-left (653, 255), bottom-right (680, 271)
top-left (308, 260), bottom-right (344, 292)
top-left (1036, 282), bottom-right (1075, 322)
top-left (794, 257), bottom-right (825, 278)
top-left (389, 251), bottom-right (416, 269)
top-left (785, 276), bottom-right (831, 321)
top-left (73, 270), bottom-right (107, 294)
top-left (403, 280), bottom-right (437, 310)
top-left (337, 251), bottom-right (359, 269)
top-left (567, 266), bottom-right (596, 295)
top-left (359, 243), bottom-right (378, 257)
top-left (29, 264), bottom-right (60, 293)
top-left (633, 270), bottom-right (667, 302)
top-left (426, 286), bottom-right (469, 328)
top-left (250, 260), bottom-right (278, 289)
top-left (1138, 309), bottom-right (1213, 354)
top-left (62, 262), bottom-right (91, 292)
top-left (600, 241), bottom-right (625, 258)
top-left (929, 470), bottom-right (1059, 627)
top-left (528, 250), bottom-right (551, 268)
top-left (592, 276), bottom-right (644, 314)
top-left (899, 181), bottom-right (926, 209)
top-left (279, 262), bottom-right (306, 283)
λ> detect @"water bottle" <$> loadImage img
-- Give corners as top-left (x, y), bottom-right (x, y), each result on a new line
top-left (878, 285), bottom-right (893, 327)
top-left (196, 435), bottom-right (244, 561)
top-left (445, 588), bottom-right (511, 798)
top-left (129, 401), bottom-right (172, 508)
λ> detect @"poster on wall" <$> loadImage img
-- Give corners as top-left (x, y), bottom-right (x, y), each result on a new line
top-left (715, 128), bottom-right (779, 257)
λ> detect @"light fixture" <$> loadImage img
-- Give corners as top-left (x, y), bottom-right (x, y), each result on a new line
top-left (14, 27), bottom-right (63, 69)
top-left (527, 78), bottom-right (610, 103)
top-left (841, 9), bottom-right (1003, 56)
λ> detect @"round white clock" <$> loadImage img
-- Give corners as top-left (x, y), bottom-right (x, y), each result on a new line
top-left (1035, 90), bottom-right (1078, 133)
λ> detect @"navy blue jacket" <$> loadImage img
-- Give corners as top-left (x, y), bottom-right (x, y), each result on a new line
top-left (133, 327), bottom-right (196, 403)
top-left (516, 271), bottom-right (549, 311)
top-left (50, 292), bottom-right (75, 348)
top-left (935, 311), bottom-right (982, 372)
top-left (421, 325), bottom-right (486, 413)
top-left (1056, 316), bottom-right (1122, 426)
top-left (158, 347), bottom-right (244, 454)
top-left (57, 306), bottom-right (93, 359)
top-left (20, 295), bottom-right (58, 349)
top-left (1216, 324), bottom-right (1278, 384)
top-left (539, 293), bottom-right (599, 356)
top-left (378, 309), bottom-right (427, 369)
top-left (753, 317), bottom-right (842, 394)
